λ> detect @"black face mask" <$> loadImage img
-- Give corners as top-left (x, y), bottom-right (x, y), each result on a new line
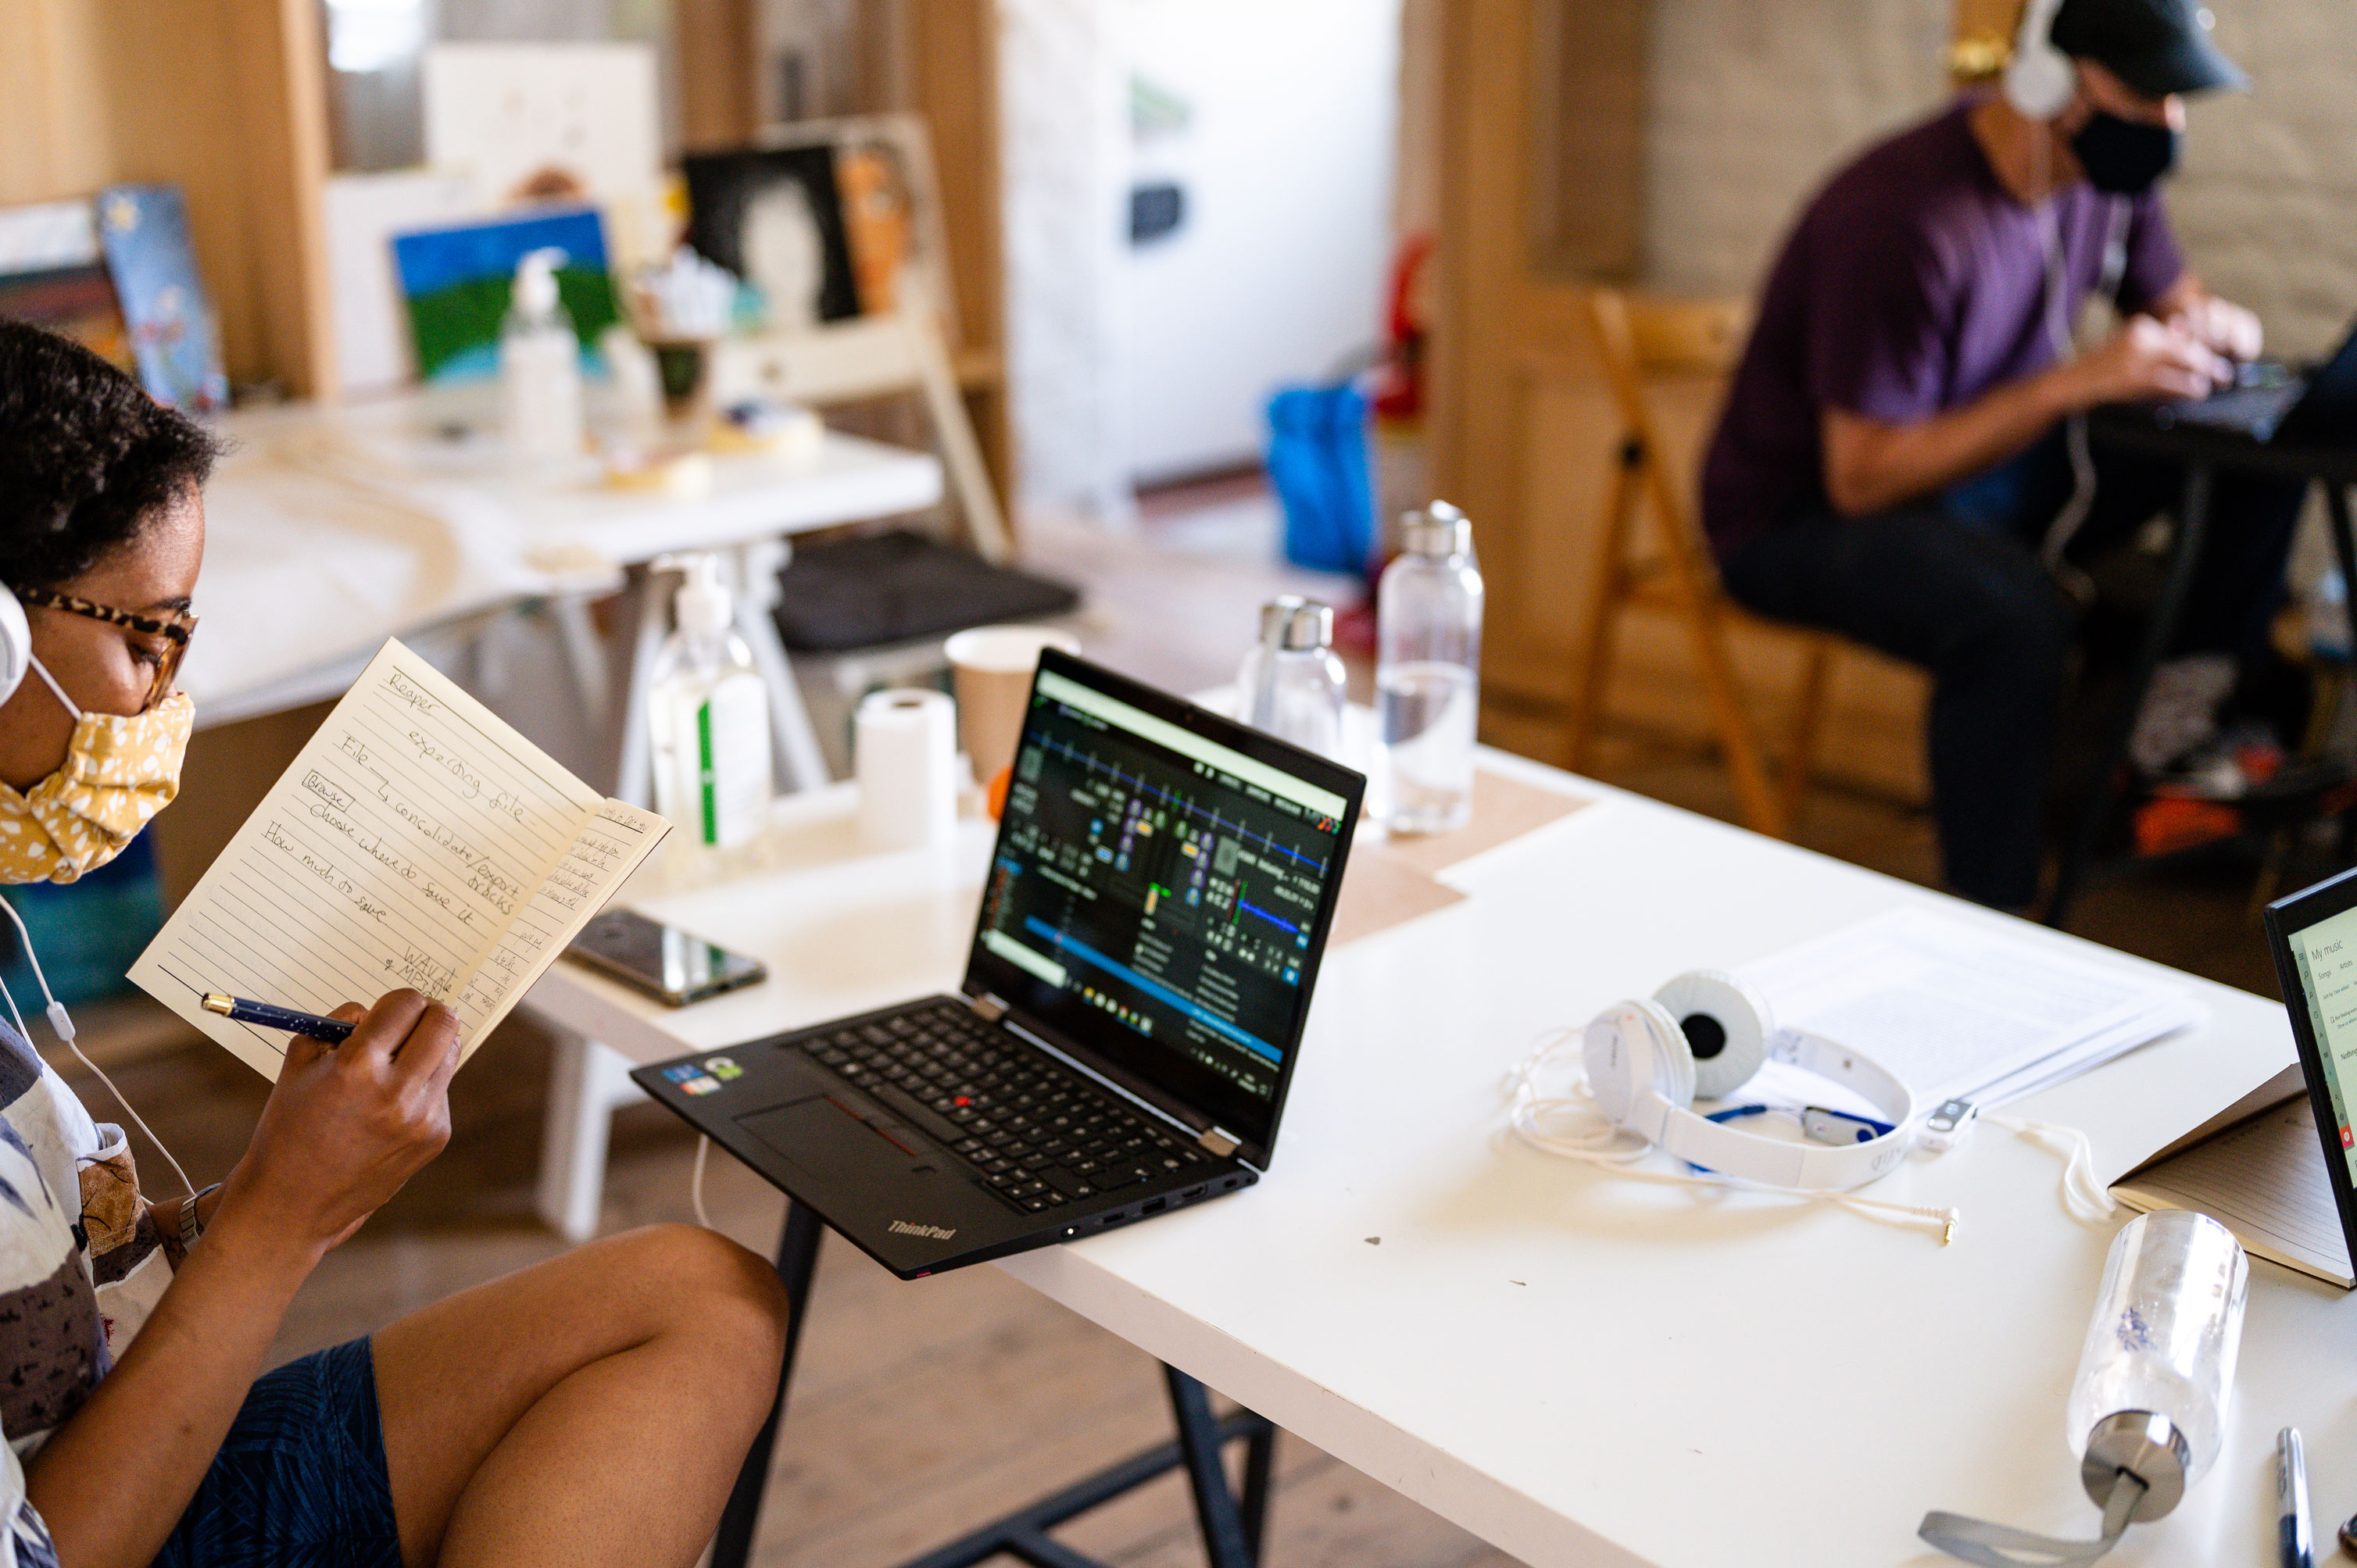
top-left (2071, 111), bottom-right (2179, 195)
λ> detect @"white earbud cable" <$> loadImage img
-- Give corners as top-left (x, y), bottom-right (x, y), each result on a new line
top-left (691, 1134), bottom-right (716, 1230)
top-left (0, 893), bottom-right (195, 1198)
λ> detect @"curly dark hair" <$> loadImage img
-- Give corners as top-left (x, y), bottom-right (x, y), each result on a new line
top-left (0, 320), bottom-right (224, 589)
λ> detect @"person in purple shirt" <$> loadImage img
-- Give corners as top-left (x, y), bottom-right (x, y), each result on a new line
top-left (1701, 0), bottom-right (2298, 912)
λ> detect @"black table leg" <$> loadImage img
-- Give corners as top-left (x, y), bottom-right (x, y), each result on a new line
top-left (1165, 1364), bottom-right (1261, 1568)
top-left (711, 1200), bottom-right (825, 1568)
top-left (2048, 461), bottom-right (2214, 928)
top-left (1239, 1416), bottom-right (1276, 1561)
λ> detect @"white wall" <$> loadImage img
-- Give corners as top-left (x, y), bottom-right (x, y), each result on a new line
top-left (1000, 0), bottom-right (1135, 521)
top-left (1000, 0), bottom-right (1400, 518)
top-left (1122, 0), bottom-right (1400, 486)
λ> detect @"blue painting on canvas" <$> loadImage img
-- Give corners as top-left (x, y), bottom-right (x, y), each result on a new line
top-left (390, 207), bottom-right (620, 383)
top-left (95, 185), bottom-right (228, 411)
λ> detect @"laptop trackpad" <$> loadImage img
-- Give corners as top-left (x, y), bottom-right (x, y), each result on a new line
top-left (738, 1094), bottom-right (935, 1175)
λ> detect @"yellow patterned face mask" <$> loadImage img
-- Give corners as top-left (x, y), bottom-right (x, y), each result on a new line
top-left (0, 659), bottom-right (192, 884)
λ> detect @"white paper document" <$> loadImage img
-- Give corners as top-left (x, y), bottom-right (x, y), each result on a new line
top-left (1738, 908), bottom-right (2205, 1109)
top-left (131, 641), bottom-right (668, 1078)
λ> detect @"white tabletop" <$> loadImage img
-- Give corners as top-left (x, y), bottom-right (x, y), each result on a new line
top-left (518, 753), bottom-right (2319, 1567)
top-left (187, 391), bottom-right (942, 720)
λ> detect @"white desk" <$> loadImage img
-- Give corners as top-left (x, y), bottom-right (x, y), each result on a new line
top-left (519, 753), bottom-right (2315, 1567)
top-left (185, 391), bottom-right (942, 728)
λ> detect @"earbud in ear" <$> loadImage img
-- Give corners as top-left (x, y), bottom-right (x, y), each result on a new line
top-left (1651, 970), bottom-right (1772, 1100)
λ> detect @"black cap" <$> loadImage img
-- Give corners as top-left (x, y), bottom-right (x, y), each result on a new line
top-left (2050, 0), bottom-right (2247, 97)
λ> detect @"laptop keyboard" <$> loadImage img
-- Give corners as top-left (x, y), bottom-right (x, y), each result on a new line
top-left (2169, 380), bottom-right (2301, 434)
top-left (801, 1000), bottom-right (1217, 1214)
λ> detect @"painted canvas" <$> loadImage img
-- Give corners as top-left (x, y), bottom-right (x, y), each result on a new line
top-left (390, 207), bottom-right (621, 383)
top-left (421, 43), bottom-right (667, 272)
top-left (0, 198), bottom-right (131, 370)
top-left (681, 145), bottom-right (860, 330)
top-left (685, 116), bottom-right (956, 338)
top-left (96, 184), bottom-right (229, 411)
top-left (832, 115), bottom-right (957, 336)
top-left (324, 170), bottom-right (475, 396)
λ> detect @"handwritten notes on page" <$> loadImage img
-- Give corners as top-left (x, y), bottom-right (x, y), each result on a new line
top-left (129, 641), bottom-right (667, 1078)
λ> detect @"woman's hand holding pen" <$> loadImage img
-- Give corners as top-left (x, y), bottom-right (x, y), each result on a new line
top-left (207, 989), bottom-right (462, 1264)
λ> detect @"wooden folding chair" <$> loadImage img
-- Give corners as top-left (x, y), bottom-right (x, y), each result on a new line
top-left (1565, 288), bottom-right (1833, 840)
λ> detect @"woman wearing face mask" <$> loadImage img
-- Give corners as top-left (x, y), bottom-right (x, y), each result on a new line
top-left (1695, 0), bottom-right (2304, 916)
top-left (0, 320), bottom-right (793, 1567)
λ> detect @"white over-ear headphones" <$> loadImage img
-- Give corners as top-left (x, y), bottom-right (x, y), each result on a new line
top-left (0, 585), bottom-right (191, 1195)
top-left (2004, 0), bottom-right (2077, 120)
top-left (0, 590), bottom-right (30, 710)
top-left (1580, 970), bottom-right (1916, 1192)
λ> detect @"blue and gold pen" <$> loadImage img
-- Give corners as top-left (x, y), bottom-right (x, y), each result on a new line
top-left (2280, 1426), bottom-right (2313, 1568)
top-left (201, 993), bottom-right (354, 1045)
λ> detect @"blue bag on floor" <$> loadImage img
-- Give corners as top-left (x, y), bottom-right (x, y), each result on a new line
top-left (1265, 382), bottom-right (1374, 576)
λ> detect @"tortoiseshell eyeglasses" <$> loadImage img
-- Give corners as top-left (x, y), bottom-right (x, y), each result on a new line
top-left (13, 586), bottom-right (197, 713)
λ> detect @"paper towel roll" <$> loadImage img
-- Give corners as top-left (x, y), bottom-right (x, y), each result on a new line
top-left (857, 688), bottom-right (958, 850)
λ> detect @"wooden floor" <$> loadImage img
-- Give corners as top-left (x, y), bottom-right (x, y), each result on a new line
top-left (52, 478), bottom-right (2297, 1566)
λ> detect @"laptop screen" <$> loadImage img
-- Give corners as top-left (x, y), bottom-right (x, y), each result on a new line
top-left (964, 651), bottom-right (1364, 1164)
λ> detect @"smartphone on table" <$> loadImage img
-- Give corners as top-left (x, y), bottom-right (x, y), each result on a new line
top-left (563, 909), bottom-right (767, 1007)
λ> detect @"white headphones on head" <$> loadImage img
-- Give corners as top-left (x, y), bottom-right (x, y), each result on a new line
top-left (2004, 0), bottom-right (2078, 120)
top-left (1581, 970), bottom-right (1917, 1192)
top-left (0, 590), bottom-right (30, 710)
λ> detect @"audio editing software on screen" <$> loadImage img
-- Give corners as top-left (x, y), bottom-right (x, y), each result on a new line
top-left (978, 673), bottom-right (1345, 1105)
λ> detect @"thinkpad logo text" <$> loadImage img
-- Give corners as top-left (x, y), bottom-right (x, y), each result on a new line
top-left (889, 1220), bottom-right (957, 1241)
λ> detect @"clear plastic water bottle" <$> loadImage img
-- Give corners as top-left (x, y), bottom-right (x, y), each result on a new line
top-left (2063, 1209), bottom-right (2248, 1520)
top-left (1237, 597), bottom-right (1345, 759)
top-left (1373, 501), bottom-right (1483, 834)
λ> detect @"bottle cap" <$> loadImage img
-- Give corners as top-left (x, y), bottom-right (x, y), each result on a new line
top-left (513, 248), bottom-right (568, 320)
top-left (1257, 595), bottom-right (1309, 647)
top-left (1401, 499), bottom-right (1472, 559)
top-left (1279, 601), bottom-right (1333, 652)
top-left (2079, 1410), bottom-right (2187, 1522)
top-left (674, 553), bottom-right (733, 636)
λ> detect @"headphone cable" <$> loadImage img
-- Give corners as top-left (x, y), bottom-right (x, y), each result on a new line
top-left (0, 892), bottom-right (195, 1198)
top-left (1506, 1029), bottom-right (1962, 1241)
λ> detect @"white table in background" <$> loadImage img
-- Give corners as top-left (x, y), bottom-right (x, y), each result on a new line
top-left (514, 741), bottom-right (2334, 1566)
top-left (184, 390), bottom-right (942, 774)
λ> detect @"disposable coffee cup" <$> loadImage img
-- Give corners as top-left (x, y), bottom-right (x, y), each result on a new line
top-left (944, 624), bottom-right (1081, 790)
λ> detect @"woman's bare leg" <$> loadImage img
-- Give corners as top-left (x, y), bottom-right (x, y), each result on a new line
top-left (370, 1223), bottom-right (791, 1567)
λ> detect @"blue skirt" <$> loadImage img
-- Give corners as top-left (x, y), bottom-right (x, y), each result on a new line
top-left (148, 1336), bottom-right (400, 1568)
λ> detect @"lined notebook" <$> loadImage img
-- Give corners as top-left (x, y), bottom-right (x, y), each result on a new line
top-left (130, 640), bottom-right (668, 1078)
top-left (2112, 1094), bottom-right (2354, 1289)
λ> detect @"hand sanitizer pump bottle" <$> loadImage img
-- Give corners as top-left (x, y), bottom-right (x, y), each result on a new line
top-left (1372, 501), bottom-right (1483, 834)
top-left (649, 555), bottom-right (774, 869)
top-left (500, 247), bottom-right (585, 467)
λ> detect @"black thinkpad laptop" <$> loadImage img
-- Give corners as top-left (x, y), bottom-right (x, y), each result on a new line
top-left (634, 649), bottom-right (1364, 1278)
top-left (2163, 315), bottom-right (2357, 443)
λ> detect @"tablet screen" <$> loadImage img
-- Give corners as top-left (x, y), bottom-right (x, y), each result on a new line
top-left (2284, 902), bottom-right (2357, 1163)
